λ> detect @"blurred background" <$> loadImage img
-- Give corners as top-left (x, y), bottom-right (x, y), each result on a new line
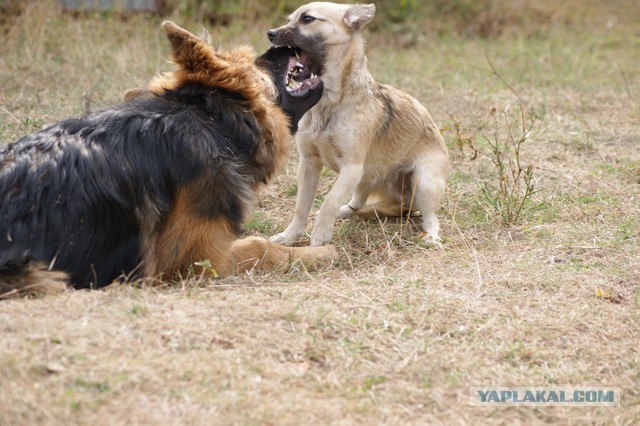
top-left (0, 0), bottom-right (637, 147)
top-left (2, 0), bottom-right (638, 38)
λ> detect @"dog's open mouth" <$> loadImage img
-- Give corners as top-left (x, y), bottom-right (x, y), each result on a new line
top-left (285, 49), bottom-right (321, 97)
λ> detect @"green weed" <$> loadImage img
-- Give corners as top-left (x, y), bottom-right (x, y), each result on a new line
top-left (361, 375), bottom-right (387, 393)
top-left (245, 210), bottom-right (275, 234)
top-left (480, 106), bottom-right (537, 225)
top-left (129, 305), bottom-right (145, 315)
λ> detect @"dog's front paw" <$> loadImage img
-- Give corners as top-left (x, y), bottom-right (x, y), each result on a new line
top-left (337, 204), bottom-right (356, 219)
top-left (310, 228), bottom-right (333, 247)
top-left (318, 244), bottom-right (340, 264)
top-left (420, 232), bottom-right (443, 249)
top-left (297, 244), bottom-right (339, 270)
top-left (270, 232), bottom-right (301, 246)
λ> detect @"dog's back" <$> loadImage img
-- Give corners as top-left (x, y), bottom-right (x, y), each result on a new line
top-left (0, 87), bottom-right (262, 292)
top-left (1, 21), bottom-right (333, 298)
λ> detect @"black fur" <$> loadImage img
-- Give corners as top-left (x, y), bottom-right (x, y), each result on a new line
top-left (374, 83), bottom-right (397, 137)
top-left (256, 46), bottom-right (323, 132)
top-left (0, 48), bottom-right (322, 290)
top-left (266, 27), bottom-right (327, 86)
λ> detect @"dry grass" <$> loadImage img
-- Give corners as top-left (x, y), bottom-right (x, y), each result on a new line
top-left (1, 1), bottom-right (639, 424)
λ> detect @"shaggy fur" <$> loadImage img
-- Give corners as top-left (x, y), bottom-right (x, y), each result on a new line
top-left (0, 21), bottom-right (335, 299)
top-left (267, 2), bottom-right (449, 247)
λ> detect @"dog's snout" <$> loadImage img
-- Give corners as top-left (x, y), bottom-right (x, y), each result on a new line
top-left (267, 29), bottom-right (279, 42)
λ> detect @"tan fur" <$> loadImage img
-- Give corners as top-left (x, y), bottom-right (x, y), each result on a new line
top-left (151, 21), bottom-right (291, 182)
top-left (143, 183), bottom-right (337, 281)
top-left (139, 22), bottom-right (338, 282)
top-left (142, 186), bottom-right (235, 280)
top-left (0, 263), bottom-right (69, 299)
top-left (352, 191), bottom-right (412, 218)
top-left (229, 237), bottom-right (338, 274)
top-left (269, 3), bottom-right (449, 247)
top-left (122, 88), bottom-right (147, 101)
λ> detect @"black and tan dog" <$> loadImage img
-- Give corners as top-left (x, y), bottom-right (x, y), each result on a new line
top-left (0, 21), bottom-right (335, 298)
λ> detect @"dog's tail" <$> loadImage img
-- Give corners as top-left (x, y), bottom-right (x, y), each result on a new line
top-left (355, 202), bottom-right (407, 218)
top-left (0, 257), bottom-right (69, 299)
top-left (354, 192), bottom-right (413, 219)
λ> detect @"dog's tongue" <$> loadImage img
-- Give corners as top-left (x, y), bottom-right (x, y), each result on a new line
top-left (287, 56), bottom-right (298, 72)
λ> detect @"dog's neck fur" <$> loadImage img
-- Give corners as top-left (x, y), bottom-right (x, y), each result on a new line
top-left (318, 33), bottom-right (373, 107)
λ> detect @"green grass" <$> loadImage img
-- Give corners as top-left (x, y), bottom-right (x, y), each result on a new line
top-left (244, 210), bottom-right (276, 234)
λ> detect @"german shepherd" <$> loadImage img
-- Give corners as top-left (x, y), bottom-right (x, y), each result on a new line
top-left (0, 21), bottom-right (335, 298)
top-left (267, 2), bottom-right (449, 247)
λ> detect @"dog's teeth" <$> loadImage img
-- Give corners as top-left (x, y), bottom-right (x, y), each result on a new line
top-left (311, 73), bottom-right (317, 79)
top-left (296, 61), bottom-right (304, 68)
top-left (295, 51), bottom-right (300, 59)
top-left (288, 79), bottom-right (302, 91)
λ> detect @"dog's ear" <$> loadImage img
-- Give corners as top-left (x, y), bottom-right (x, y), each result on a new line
top-left (122, 88), bottom-right (148, 101)
top-left (162, 21), bottom-right (213, 72)
top-left (343, 3), bottom-right (376, 30)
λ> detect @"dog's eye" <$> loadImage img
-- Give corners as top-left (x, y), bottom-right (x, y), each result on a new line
top-left (301, 15), bottom-right (316, 24)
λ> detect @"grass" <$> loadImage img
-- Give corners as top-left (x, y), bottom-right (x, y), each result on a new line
top-left (479, 106), bottom-right (537, 225)
top-left (1, 0), bottom-right (639, 424)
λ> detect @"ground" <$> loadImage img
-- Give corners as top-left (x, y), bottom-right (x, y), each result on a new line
top-left (1, 1), bottom-right (639, 424)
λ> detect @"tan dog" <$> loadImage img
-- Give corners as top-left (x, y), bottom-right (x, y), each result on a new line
top-left (267, 2), bottom-right (449, 247)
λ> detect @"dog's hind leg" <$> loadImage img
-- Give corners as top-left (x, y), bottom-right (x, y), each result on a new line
top-left (143, 187), bottom-right (238, 281)
top-left (341, 170), bottom-right (420, 220)
top-left (270, 153), bottom-right (323, 246)
top-left (337, 182), bottom-right (371, 219)
top-left (143, 184), bottom-right (337, 280)
top-left (228, 237), bottom-right (338, 273)
top-left (411, 153), bottom-right (447, 245)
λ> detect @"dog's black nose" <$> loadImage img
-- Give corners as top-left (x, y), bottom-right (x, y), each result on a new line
top-left (267, 29), bottom-right (279, 42)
